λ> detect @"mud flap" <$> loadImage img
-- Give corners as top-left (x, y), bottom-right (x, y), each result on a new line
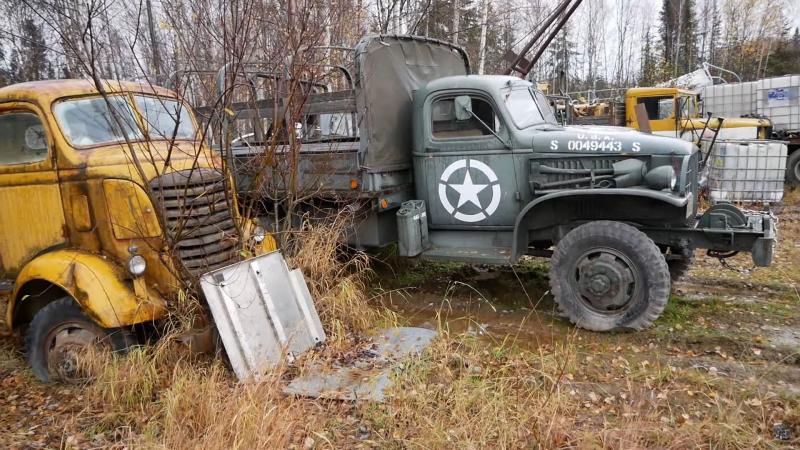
top-left (751, 214), bottom-right (777, 267)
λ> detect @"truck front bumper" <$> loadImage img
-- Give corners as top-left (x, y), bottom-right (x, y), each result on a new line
top-left (643, 203), bottom-right (778, 267)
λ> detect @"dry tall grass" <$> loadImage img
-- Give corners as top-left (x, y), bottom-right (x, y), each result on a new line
top-left (76, 214), bottom-right (390, 448)
top-left (285, 213), bottom-right (393, 341)
top-left (68, 213), bottom-right (795, 449)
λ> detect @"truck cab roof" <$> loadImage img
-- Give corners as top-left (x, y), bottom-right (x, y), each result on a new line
top-left (0, 79), bottom-right (178, 105)
top-left (419, 75), bottom-right (532, 97)
top-left (627, 86), bottom-right (697, 97)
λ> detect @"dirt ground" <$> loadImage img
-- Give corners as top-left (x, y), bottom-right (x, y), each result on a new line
top-left (1, 190), bottom-right (799, 448)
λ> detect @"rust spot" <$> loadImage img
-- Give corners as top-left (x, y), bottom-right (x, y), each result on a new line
top-left (73, 286), bottom-right (89, 303)
top-left (64, 262), bottom-right (76, 289)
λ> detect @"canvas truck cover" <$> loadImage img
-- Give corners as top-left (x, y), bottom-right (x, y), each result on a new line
top-left (354, 35), bottom-right (469, 171)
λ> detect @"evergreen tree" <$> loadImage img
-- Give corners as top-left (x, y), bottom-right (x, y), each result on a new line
top-left (640, 29), bottom-right (658, 86)
top-left (544, 25), bottom-right (578, 94)
top-left (766, 27), bottom-right (800, 77)
top-left (659, 0), bottom-right (698, 76)
top-left (18, 19), bottom-right (49, 82)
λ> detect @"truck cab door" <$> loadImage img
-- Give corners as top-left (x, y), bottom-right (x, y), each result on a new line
top-left (0, 103), bottom-right (66, 277)
top-left (415, 93), bottom-right (521, 228)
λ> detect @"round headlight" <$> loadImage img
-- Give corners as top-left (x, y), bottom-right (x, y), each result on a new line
top-left (644, 165), bottom-right (677, 191)
top-left (252, 225), bottom-right (266, 244)
top-left (128, 254), bottom-right (146, 277)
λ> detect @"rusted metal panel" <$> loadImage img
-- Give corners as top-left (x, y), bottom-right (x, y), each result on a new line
top-left (102, 179), bottom-right (161, 239)
top-left (284, 327), bottom-right (437, 401)
top-left (0, 182), bottom-right (66, 274)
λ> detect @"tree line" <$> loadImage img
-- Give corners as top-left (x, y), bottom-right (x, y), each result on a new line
top-left (0, 0), bottom-right (797, 94)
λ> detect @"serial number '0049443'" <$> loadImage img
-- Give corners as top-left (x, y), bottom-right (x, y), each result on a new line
top-left (550, 139), bottom-right (641, 152)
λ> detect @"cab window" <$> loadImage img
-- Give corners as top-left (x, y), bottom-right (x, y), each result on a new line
top-left (432, 96), bottom-right (499, 139)
top-left (0, 112), bottom-right (48, 165)
top-left (638, 96), bottom-right (674, 120)
top-left (133, 95), bottom-right (196, 140)
top-left (53, 96), bottom-right (141, 148)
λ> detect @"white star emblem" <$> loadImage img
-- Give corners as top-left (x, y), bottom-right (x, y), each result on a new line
top-left (437, 159), bottom-right (502, 223)
top-left (449, 171), bottom-right (488, 208)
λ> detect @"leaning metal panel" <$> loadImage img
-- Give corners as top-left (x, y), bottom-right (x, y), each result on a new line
top-left (200, 251), bottom-right (326, 381)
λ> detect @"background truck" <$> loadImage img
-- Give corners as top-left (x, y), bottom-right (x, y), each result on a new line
top-left (568, 86), bottom-right (772, 142)
top-left (0, 79), bottom-right (270, 382)
top-left (220, 35), bottom-right (777, 332)
top-left (701, 75), bottom-right (800, 185)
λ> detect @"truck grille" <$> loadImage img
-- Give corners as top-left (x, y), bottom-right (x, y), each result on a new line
top-left (685, 151), bottom-right (700, 217)
top-left (150, 169), bottom-right (240, 276)
top-left (529, 157), bottom-right (620, 193)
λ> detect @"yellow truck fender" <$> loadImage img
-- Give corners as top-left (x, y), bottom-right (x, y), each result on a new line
top-left (8, 249), bottom-right (167, 329)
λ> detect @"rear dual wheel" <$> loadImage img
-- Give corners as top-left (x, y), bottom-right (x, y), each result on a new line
top-left (549, 221), bottom-right (671, 331)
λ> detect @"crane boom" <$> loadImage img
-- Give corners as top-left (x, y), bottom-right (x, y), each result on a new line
top-left (503, 0), bottom-right (583, 78)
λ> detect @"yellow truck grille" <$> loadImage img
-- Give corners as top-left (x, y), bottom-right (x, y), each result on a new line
top-left (150, 169), bottom-right (240, 276)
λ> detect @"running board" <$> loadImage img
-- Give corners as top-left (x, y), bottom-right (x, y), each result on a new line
top-left (420, 246), bottom-right (512, 265)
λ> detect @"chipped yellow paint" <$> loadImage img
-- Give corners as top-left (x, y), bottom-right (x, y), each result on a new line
top-left (70, 194), bottom-right (93, 231)
top-left (1, 79), bottom-right (276, 331)
top-left (0, 179), bottom-right (66, 274)
top-left (8, 249), bottom-right (167, 328)
top-left (259, 234), bottom-right (278, 254)
top-left (102, 179), bottom-right (161, 239)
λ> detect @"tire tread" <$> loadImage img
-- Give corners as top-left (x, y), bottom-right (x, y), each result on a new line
top-left (549, 221), bottom-right (671, 331)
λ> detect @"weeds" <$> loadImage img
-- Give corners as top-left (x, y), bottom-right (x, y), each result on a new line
top-left (2, 211), bottom-right (799, 448)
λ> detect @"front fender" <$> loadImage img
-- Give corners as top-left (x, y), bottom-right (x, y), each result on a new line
top-left (511, 189), bottom-right (691, 260)
top-left (9, 250), bottom-right (167, 329)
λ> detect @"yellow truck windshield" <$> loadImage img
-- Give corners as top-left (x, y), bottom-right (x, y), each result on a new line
top-left (53, 94), bottom-right (195, 148)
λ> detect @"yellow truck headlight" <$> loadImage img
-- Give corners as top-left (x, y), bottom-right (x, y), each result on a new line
top-left (252, 225), bottom-right (266, 244)
top-left (128, 254), bottom-right (147, 277)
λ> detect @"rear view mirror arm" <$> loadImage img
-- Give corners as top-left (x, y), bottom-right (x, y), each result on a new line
top-left (465, 110), bottom-right (512, 150)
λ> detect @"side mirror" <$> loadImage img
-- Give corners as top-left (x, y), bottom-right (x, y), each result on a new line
top-left (454, 95), bottom-right (473, 121)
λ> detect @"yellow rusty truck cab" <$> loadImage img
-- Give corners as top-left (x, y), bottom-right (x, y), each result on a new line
top-left (625, 87), bottom-right (772, 141)
top-left (0, 79), bottom-right (262, 382)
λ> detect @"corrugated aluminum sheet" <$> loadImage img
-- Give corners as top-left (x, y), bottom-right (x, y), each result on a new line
top-left (199, 251), bottom-right (325, 381)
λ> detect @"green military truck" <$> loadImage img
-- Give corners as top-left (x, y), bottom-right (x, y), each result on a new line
top-left (221, 35), bottom-right (776, 331)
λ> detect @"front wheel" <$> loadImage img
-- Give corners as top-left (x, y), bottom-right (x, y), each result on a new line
top-left (25, 297), bottom-right (135, 383)
top-left (549, 221), bottom-right (671, 331)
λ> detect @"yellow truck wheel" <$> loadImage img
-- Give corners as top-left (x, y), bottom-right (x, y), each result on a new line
top-left (25, 297), bottom-right (136, 383)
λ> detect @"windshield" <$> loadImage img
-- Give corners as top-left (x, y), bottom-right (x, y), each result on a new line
top-left (54, 96), bottom-right (142, 147)
top-left (134, 95), bottom-right (196, 140)
top-left (503, 87), bottom-right (557, 128)
top-left (54, 94), bottom-right (197, 148)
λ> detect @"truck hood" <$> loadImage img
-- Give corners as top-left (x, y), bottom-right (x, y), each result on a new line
top-left (532, 125), bottom-right (695, 156)
top-left (57, 140), bottom-right (223, 186)
top-left (60, 140), bottom-right (220, 170)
